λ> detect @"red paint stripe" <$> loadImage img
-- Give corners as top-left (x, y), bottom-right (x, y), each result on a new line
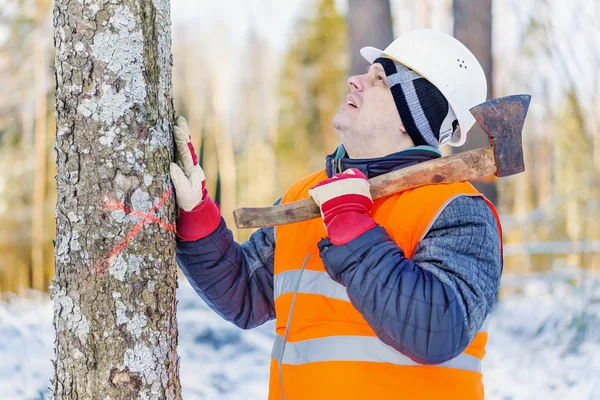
top-left (94, 220), bottom-right (146, 274)
top-left (94, 187), bottom-right (175, 275)
top-left (144, 215), bottom-right (176, 232)
top-left (103, 205), bottom-right (176, 232)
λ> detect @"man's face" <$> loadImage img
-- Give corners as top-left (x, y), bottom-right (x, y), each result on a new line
top-left (333, 63), bottom-right (405, 157)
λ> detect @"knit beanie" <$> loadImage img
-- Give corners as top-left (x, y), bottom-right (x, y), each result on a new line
top-left (374, 57), bottom-right (452, 149)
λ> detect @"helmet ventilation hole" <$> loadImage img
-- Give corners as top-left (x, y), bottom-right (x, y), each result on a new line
top-left (452, 119), bottom-right (459, 132)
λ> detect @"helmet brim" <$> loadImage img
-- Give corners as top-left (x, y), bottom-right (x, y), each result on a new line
top-left (360, 46), bottom-right (386, 64)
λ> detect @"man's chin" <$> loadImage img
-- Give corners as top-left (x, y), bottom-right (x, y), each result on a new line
top-left (332, 111), bottom-right (353, 132)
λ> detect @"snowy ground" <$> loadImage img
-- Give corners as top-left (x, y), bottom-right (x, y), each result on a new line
top-left (2, 270), bottom-right (600, 400)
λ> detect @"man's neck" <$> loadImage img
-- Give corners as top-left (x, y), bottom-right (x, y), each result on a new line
top-left (343, 135), bottom-right (415, 159)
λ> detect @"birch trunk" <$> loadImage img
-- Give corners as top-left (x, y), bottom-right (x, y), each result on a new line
top-left (52, 0), bottom-right (181, 398)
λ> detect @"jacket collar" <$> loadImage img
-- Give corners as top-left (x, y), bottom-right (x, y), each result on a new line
top-left (325, 145), bottom-right (442, 179)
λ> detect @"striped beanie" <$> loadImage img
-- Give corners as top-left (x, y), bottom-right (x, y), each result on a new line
top-left (374, 57), bottom-right (452, 149)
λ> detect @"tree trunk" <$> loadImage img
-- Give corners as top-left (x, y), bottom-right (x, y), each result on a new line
top-left (52, 1), bottom-right (181, 398)
top-left (214, 113), bottom-right (237, 233)
top-left (32, 29), bottom-right (49, 293)
top-left (347, 0), bottom-right (394, 76)
top-left (453, 0), bottom-right (497, 204)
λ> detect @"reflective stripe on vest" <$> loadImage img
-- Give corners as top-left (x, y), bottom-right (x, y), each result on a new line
top-left (274, 269), bottom-right (487, 373)
top-left (272, 335), bottom-right (482, 373)
top-left (276, 270), bottom-right (488, 332)
top-left (274, 269), bottom-right (349, 302)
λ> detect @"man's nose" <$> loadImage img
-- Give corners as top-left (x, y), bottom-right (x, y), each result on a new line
top-left (347, 74), bottom-right (365, 92)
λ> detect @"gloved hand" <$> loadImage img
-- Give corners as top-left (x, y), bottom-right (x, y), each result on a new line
top-left (170, 116), bottom-right (221, 241)
top-left (309, 168), bottom-right (376, 245)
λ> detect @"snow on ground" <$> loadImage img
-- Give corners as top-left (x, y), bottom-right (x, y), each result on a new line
top-left (484, 270), bottom-right (600, 399)
top-left (1, 271), bottom-right (600, 399)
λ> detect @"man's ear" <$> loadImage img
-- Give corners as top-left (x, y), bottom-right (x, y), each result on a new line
top-left (399, 120), bottom-right (407, 134)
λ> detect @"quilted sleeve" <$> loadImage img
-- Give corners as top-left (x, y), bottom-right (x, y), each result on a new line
top-left (176, 218), bottom-right (276, 329)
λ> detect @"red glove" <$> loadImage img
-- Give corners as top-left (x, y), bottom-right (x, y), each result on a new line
top-left (309, 168), bottom-right (376, 245)
top-left (170, 116), bottom-right (221, 241)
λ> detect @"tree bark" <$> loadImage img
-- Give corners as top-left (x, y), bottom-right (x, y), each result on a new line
top-left (453, 0), bottom-right (497, 204)
top-left (347, 0), bottom-right (394, 76)
top-left (52, 0), bottom-right (181, 398)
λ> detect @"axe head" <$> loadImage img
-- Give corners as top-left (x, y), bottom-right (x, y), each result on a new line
top-left (469, 94), bottom-right (531, 177)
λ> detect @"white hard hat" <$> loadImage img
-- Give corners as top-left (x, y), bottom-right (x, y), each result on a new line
top-left (361, 29), bottom-right (487, 147)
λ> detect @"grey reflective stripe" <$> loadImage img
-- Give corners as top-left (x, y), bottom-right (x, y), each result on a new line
top-left (275, 269), bottom-right (488, 335)
top-left (272, 335), bottom-right (481, 373)
top-left (274, 269), bottom-right (350, 302)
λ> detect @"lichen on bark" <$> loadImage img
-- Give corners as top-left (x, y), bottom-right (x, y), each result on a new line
top-left (52, 0), bottom-right (180, 398)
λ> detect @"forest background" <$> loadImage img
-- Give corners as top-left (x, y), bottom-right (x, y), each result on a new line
top-left (0, 0), bottom-right (599, 294)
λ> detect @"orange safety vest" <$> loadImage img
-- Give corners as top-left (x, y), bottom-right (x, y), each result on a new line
top-left (269, 169), bottom-right (502, 400)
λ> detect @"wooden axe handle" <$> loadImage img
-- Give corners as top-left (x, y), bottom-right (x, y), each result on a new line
top-left (234, 147), bottom-right (496, 229)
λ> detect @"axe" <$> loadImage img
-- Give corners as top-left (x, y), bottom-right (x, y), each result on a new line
top-left (234, 94), bottom-right (531, 229)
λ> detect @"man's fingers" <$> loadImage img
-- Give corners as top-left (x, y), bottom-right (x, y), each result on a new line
top-left (174, 125), bottom-right (189, 144)
top-left (172, 117), bottom-right (206, 210)
top-left (176, 115), bottom-right (190, 135)
top-left (342, 168), bottom-right (368, 179)
top-left (170, 162), bottom-right (191, 195)
top-left (308, 188), bottom-right (323, 207)
top-left (173, 121), bottom-right (196, 176)
top-left (170, 162), bottom-right (205, 212)
top-left (193, 163), bottom-right (206, 183)
top-left (189, 166), bottom-right (206, 192)
top-left (176, 159), bottom-right (185, 172)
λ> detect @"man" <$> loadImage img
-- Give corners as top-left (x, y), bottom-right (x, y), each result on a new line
top-left (171, 29), bottom-right (502, 399)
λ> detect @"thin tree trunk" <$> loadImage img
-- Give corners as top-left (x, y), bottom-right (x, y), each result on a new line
top-left (419, 1), bottom-right (432, 28)
top-left (347, 0), bottom-right (394, 76)
top-left (214, 114), bottom-right (237, 233)
top-left (453, 0), bottom-right (497, 204)
top-left (52, 1), bottom-right (181, 398)
top-left (195, 104), bottom-right (219, 205)
top-left (32, 29), bottom-right (48, 292)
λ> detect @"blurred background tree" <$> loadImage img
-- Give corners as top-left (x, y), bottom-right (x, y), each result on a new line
top-left (1, 0), bottom-right (599, 294)
top-left (0, 0), bottom-right (53, 293)
top-left (453, 0), bottom-right (497, 204)
top-left (347, 0), bottom-right (393, 76)
top-left (277, 0), bottom-right (347, 194)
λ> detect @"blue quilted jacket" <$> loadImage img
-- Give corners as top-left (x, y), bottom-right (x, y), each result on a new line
top-left (176, 146), bottom-right (502, 364)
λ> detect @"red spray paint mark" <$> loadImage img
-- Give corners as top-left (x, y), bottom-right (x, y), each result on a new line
top-left (94, 188), bottom-right (175, 275)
